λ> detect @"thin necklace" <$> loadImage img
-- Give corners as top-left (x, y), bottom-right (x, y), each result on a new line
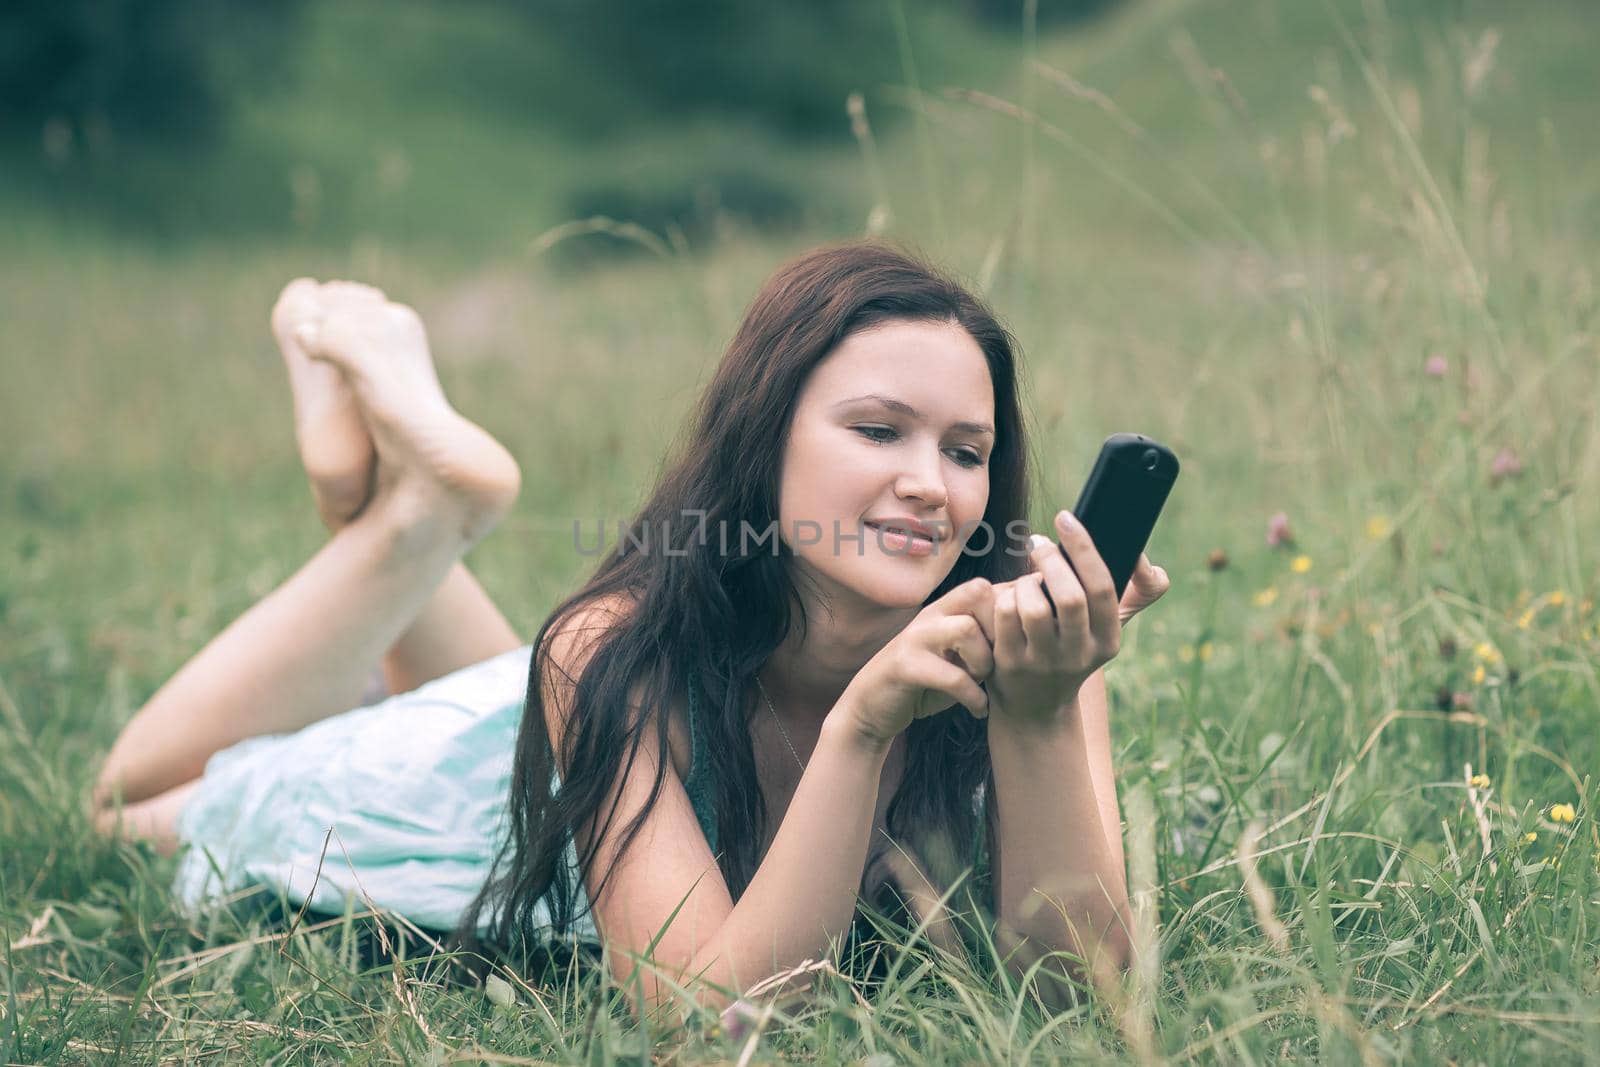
top-left (754, 674), bottom-right (807, 773)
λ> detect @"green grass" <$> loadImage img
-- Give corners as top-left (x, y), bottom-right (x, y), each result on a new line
top-left (4, 0), bottom-right (1600, 1060)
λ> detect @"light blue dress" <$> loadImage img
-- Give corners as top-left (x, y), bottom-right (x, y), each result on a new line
top-left (171, 645), bottom-right (721, 946)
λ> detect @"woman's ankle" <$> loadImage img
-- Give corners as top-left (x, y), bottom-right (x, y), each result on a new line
top-left (354, 476), bottom-right (500, 560)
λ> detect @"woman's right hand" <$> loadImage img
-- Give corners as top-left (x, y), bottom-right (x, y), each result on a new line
top-left (837, 577), bottom-right (997, 748)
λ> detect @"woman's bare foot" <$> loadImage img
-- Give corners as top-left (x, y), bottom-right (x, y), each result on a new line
top-left (285, 281), bottom-right (521, 545)
top-left (272, 278), bottom-right (378, 530)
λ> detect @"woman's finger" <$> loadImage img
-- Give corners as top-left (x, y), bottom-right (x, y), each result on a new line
top-left (1119, 554), bottom-right (1172, 622)
top-left (922, 657), bottom-right (990, 720)
top-left (1137, 554), bottom-right (1171, 597)
top-left (924, 576), bottom-right (996, 645)
top-left (926, 613), bottom-right (994, 681)
top-left (1029, 533), bottom-right (1089, 645)
top-left (993, 582), bottom-right (1026, 664)
top-left (1015, 570), bottom-right (1059, 649)
top-left (1053, 511), bottom-right (1119, 646)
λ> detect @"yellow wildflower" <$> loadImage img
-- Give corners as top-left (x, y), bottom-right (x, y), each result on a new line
top-left (1252, 586), bottom-right (1279, 607)
top-left (1198, 641), bottom-right (1214, 662)
top-left (1471, 664), bottom-right (1486, 685)
top-left (1473, 642), bottom-right (1501, 664)
top-left (1516, 610), bottom-right (1534, 630)
top-left (1549, 590), bottom-right (1567, 607)
top-left (1290, 555), bottom-right (1313, 574)
top-left (1364, 514), bottom-right (1392, 540)
top-left (1469, 773), bottom-right (1490, 788)
top-left (1178, 644), bottom-right (1195, 664)
top-left (1523, 831), bottom-right (1538, 844)
top-left (1549, 803), bottom-right (1576, 823)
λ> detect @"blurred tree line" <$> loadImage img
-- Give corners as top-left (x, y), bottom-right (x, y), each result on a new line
top-left (2, 0), bottom-right (1119, 153)
top-left (523, 0), bottom-right (1119, 138)
top-left (0, 0), bottom-right (307, 154)
top-left (0, 0), bottom-right (1120, 250)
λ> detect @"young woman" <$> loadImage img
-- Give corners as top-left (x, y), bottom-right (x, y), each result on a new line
top-left (90, 241), bottom-right (1169, 1017)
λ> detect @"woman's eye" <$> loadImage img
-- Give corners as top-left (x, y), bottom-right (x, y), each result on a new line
top-left (856, 426), bottom-right (984, 468)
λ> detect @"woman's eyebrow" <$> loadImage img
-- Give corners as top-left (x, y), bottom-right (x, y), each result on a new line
top-left (832, 393), bottom-right (995, 437)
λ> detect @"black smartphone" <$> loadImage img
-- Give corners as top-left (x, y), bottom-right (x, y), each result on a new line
top-left (1050, 433), bottom-right (1180, 602)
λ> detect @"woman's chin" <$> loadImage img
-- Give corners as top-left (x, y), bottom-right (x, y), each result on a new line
top-left (794, 550), bottom-right (956, 613)
top-left (851, 566), bottom-right (953, 610)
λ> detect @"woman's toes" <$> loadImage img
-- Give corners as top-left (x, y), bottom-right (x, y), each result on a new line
top-left (270, 275), bottom-right (378, 531)
top-left (302, 308), bottom-right (376, 382)
top-left (303, 300), bottom-right (446, 415)
top-left (271, 277), bottom-right (323, 346)
top-left (279, 284), bottom-right (514, 544)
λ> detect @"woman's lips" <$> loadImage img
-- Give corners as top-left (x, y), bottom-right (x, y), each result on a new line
top-left (864, 521), bottom-right (936, 556)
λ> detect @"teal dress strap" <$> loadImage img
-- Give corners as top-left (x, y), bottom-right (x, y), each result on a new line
top-left (684, 674), bottom-right (719, 856)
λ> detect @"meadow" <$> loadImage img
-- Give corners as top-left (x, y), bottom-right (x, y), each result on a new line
top-left (3, 0), bottom-right (1599, 1061)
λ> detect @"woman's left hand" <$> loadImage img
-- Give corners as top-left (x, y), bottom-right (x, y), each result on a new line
top-left (985, 510), bottom-right (1169, 729)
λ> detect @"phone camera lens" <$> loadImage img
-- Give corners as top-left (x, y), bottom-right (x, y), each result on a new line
top-left (1142, 448), bottom-right (1160, 471)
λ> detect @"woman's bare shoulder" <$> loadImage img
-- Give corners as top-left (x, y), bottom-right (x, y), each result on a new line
top-left (539, 590), bottom-right (640, 680)
top-left (539, 589), bottom-right (693, 777)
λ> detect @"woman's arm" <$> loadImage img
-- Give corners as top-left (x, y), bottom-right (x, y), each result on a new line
top-left (567, 581), bottom-right (996, 1022)
top-left (1074, 667), bottom-right (1126, 876)
top-left (986, 669), bottom-right (1131, 1008)
top-left (581, 696), bottom-right (893, 1021)
top-left (978, 519), bottom-right (1165, 1007)
top-left (675, 711), bottom-right (893, 1010)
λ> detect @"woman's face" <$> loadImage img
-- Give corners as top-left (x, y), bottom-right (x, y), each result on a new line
top-left (777, 318), bottom-right (996, 612)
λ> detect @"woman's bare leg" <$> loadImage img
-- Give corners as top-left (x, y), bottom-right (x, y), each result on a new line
top-left (378, 564), bottom-right (522, 696)
top-left (274, 279), bottom-right (523, 699)
top-left (92, 780), bottom-right (200, 856)
top-left (93, 281), bottom-right (522, 814)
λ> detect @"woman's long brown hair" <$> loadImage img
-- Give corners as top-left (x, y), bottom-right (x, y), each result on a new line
top-left (456, 238), bottom-right (1036, 967)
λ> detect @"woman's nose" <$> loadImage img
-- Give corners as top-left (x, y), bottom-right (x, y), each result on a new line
top-left (895, 453), bottom-right (948, 508)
